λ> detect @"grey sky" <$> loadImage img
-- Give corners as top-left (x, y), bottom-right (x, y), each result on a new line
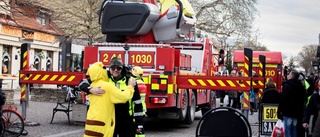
top-left (254, 0), bottom-right (320, 59)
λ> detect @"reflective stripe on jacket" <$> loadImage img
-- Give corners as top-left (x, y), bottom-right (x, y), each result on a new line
top-left (136, 79), bottom-right (147, 115)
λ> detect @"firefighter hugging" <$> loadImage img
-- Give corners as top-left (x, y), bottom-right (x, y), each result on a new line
top-left (80, 57), bottom-right (146, 137)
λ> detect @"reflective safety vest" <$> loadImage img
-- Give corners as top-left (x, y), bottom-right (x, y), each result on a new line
top-left (110, 76), bottom-right (145, 137)
top-left (136, 79), bottom-right (147, 115)
top-left (108, 77), bottom-right (135, 115)
top-left (136, 134), bottom-right (145, 137)
top-left (136, 78), bottom-right (146, 137)
top-left (306, 95), bottom-right (312, 107)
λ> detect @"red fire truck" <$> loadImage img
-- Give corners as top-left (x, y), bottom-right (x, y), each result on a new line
top-left (83, 38), bottom-right (217, 124)
top-left (233, 51), bottom-right (283, 90)
top-left (19, 0), bottom-right (265, 124)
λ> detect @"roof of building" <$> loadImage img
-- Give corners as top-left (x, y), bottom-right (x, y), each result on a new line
top-left (0, 0), bottom-right (64, 36)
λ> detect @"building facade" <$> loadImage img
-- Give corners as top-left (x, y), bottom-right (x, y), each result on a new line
top-left (0, 0), bottom-right (63, 88)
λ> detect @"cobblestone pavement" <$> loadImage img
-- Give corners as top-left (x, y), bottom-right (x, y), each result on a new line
top-left (12, 92), bottom-right (264, 137)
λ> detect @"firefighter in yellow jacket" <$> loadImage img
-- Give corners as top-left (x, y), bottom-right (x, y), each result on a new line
top-left (132, 66), bottom-right (146, 115)
top-left (131, 66), bottom-right (146, 137)
top-left (84, 62), bottom-right (136, 137)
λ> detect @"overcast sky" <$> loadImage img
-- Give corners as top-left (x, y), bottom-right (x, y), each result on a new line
top-left (253, 0), bottom-right (320, 60)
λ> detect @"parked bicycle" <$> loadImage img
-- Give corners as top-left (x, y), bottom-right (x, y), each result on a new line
top-left (1, 105), bottom-right (27, 137)
top-left (61, 85), bottom-right (81, 104)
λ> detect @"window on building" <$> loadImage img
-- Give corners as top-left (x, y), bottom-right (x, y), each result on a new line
top-left (71, 53), bottom-right (82, 72)
top-left (2, 45), bottom-right (11, 74)
top-left (36, 16), bottom-right (46, 26)
top-left (46, 51), bottom-right (53, 71)
top-left (59, 52), bottom-right (62, 71)
top-left (34, 49), bottom-right (42, 70)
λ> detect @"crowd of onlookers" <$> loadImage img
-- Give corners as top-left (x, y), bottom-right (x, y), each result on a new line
top-left (216, 70), bottom-right (260, 115)
top-left (216, 69), bottom-right (320, 137)
top-left (277, 70), bottom-right (320, 137)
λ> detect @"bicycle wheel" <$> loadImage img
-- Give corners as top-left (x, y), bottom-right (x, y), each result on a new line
top-left (2, 110), bottom-right (24, 137)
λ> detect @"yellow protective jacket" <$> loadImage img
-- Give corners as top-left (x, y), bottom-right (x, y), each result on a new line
top-left (84, 62), bottom-right (135, 137)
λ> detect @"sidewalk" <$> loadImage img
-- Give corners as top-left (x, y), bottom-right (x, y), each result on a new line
top-left (13, 90), bottom-right (85, 137)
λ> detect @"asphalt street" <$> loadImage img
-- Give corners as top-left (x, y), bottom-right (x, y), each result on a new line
top-left (11, 91), bottom-right (264, 137)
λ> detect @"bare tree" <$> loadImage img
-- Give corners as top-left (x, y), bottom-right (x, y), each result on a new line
top-left (297, 44), bottom-right (318, 74)
top-left (191, 0), bottom-right (258, 47)
top-left (30, 0), bottom-right (104, 45)
top-left (0, 0), bottom-right (105, 45)
top-left (287, 56), bottom-right (297, 72)
top-left (3, 0), bottom-right (259, 46)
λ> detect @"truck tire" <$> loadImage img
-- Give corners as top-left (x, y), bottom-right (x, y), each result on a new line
top-left (184, 91), bottom-right (196, 124)
top-left (178, 89), bottom-right (188, 121)
top-left (201, 90), bottom-right (216, 116)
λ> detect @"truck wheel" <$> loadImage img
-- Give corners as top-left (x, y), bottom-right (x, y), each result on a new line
top-left (178, 89), bottom-right (188, 121)
top-left (201, 90), bottom-right (216, 116)
top-left (184, 91), bottom-right (196, 124)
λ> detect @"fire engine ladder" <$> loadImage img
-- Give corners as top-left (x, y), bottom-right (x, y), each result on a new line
top-left (93, 42), bottom-right (204, 50)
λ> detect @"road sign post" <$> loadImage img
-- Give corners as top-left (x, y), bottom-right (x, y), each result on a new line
top-left (20, 43), bottom-right (30, 119)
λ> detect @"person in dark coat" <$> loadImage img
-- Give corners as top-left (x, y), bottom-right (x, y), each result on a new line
top-left (277, 70), bottom-right (308, 137)
top-left (312, 109), bottom-right (320, 137)
top-left (307, 73), bottom-right (316, 96)
top-left (261, 78), bottom-right (281, 104)
top-left (303, 79), bottom-right (320, 136)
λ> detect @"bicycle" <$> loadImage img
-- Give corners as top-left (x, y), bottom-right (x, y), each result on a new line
top-left (1, 105), bottom-right (27, 137)
top-left (61, 85), bottom-right (81, 104)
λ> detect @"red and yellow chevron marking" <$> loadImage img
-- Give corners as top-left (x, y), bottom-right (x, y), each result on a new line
top-left (243, 55), bottom-right (250, 77)
top-left (20, 50), bottom-right (29, 102)
top-left (177, 76), bottom-right (252, 91)
top-left (242, 91), bottom-right (250, 110)
top-left (251, 76), bottom-right (265, 89)
top-left (22, 51), bottom-right (28, 69)
top-left (20, 84), bottom-right (26, 100)
top-left (258, 88), bottom-right (263, 100)
top-left (19, 71), bottom-right (84, 86)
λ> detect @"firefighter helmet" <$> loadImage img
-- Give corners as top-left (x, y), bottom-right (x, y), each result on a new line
top-left (132, 66), bottom-right (143, 77)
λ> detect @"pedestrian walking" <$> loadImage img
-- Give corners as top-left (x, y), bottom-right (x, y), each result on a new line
top-left (312, 110), bottom-right (320, 137)
top-left (303, 79), bottom-right (320, 136)
top-left (277, 70), bottom-right (308, 137)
